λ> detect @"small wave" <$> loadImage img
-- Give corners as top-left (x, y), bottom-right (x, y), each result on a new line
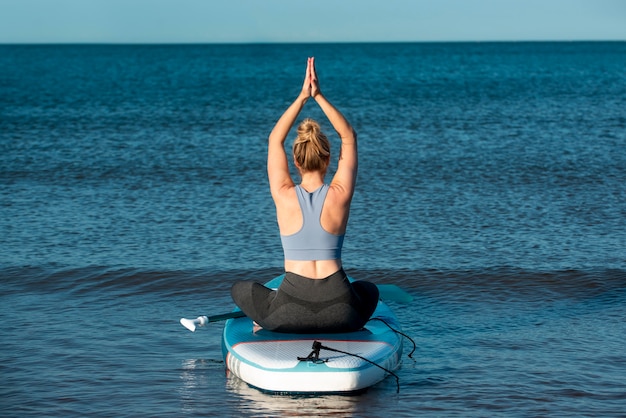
top-left (351, 267), bottom-right (626, 303)
top-left (2, 265), bottom-right (624, 306)
top-left (0, 265), bottom-right (284, 297)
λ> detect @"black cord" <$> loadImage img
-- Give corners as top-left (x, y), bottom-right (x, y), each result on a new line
top-left (314, 341), bottom-right (401, 393)
top-left (369, 317), bottom-right (417, 359)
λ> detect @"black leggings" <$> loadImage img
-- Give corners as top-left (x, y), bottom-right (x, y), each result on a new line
top-left (231, 270), bottom-right (379, 333)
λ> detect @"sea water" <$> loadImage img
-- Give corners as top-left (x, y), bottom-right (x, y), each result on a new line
top-left (1, 42), bottom-right (625, 416)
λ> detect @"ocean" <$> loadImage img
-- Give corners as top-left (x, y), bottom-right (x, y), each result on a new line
top-left (1, 42), bottom-right (625, 416)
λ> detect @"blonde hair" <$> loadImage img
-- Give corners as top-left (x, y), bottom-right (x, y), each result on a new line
top-left (293, 118), bottom-right (330, 173)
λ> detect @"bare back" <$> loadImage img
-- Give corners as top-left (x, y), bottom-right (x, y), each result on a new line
top-left (274, 180), bottom-right (353, 279)
top-left (266, 58), bottom-right (357, 279)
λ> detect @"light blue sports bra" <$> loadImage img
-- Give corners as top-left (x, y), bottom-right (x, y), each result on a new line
top-left (280, 184), bottom-right (345, 261)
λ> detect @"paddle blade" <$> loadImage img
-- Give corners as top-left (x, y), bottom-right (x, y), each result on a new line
top-left (180, 316), bottom-right (208, 332)
top-left (377, 284), bottom-right (413, 303)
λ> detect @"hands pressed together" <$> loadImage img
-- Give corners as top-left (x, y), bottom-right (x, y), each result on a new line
top-left (301, 57), bottom-right (321, 99)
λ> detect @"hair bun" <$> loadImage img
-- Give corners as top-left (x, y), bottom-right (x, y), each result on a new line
top-left (293, 118), bottom-right (330, 172)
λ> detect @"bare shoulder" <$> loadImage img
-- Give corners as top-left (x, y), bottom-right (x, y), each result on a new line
top-left (274, 184), bottom-right (302, 235)
top-left (320, 183), bottom-right (352, 234)
top-left (326, 182), bottom-right (354, 210)
top-left (272, 183), bottom-right (298, 207)
top-left (272, 184), bottom-right (302, 221)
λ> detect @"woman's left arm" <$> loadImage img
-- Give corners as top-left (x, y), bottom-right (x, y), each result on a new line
top-left (267, 59), bottom-right (312, 198)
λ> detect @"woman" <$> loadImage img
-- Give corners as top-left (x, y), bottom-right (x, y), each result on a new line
top-left (231, 57), bottom-right (379, 333)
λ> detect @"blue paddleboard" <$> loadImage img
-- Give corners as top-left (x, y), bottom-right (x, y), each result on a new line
top-left (222, 275), bottom-right (404, 393)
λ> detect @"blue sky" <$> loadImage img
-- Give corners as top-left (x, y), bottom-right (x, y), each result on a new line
top-left (0, 0), bottom-right (624, 43)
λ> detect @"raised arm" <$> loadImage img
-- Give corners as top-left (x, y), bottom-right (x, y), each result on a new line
top-left (267, 59), bottom-right (312, 197)
top-left (310, 58), bottom-right (357, 199)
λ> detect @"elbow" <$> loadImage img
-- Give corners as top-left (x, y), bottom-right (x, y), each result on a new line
top-left (342, 127), bottom-right (356, 144)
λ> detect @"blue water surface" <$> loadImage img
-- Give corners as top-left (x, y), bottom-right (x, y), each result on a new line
top-left (1, 42), bottom-right (625, 416)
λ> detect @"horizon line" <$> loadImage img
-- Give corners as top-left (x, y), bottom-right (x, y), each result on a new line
top-left (1, 39), bottom-right (625, 46)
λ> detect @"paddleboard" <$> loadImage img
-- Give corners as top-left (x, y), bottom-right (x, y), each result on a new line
top-left (222, 274), bottom-right (404, 393)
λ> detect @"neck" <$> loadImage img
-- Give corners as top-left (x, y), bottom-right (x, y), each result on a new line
top-left (299, 171), bottom-right (325, 192)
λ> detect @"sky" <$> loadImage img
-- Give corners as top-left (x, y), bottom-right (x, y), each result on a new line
top-left (0, 0), bottom-right (625, 44)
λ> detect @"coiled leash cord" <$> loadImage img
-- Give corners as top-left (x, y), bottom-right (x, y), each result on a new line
top-left (297, 318), bottom-right (416, 393)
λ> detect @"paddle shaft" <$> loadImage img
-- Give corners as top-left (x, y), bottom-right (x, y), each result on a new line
top-left (207, 311), bottom-right (246, 322)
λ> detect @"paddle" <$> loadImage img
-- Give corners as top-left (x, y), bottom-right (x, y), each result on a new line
top-left (180, 311), bottom-right (245, 332)
top-left (180, 284), bottom-right (412, 332)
